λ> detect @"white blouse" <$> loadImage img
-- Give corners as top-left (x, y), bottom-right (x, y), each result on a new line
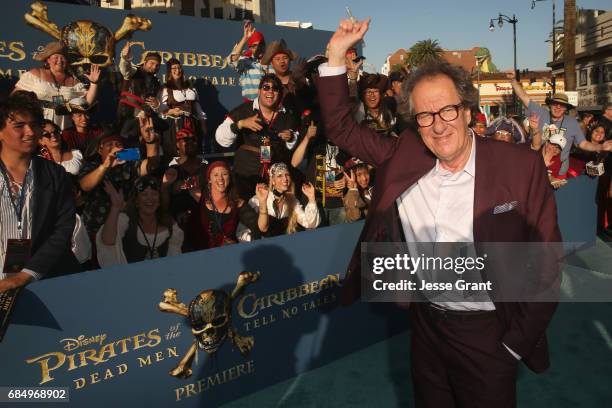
top-left (96, 213), bottom-right (184, 267)
top-left (59, 150), bottom-right (83, 176)
top-left (159, 87), bottom-right (207, 121)
top-left (237, 193), bottom-right (320, 242)
top-left (15, 71), bottom-right (88, 130)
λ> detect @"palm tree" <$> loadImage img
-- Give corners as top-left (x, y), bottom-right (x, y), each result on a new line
top-left (563, 0), bottom-right (576, 91)
top-left (408, 39), bottom-right (443, 68)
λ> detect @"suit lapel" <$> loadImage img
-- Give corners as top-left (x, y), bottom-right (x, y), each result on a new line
top-left (31, 158), bottom-right (51, 244)
top-left (378, 135), bottom-right (436, 211)
top-left (473, 138), bottom-right (498, 242)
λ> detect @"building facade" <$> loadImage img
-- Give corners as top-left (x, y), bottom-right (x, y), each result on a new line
top-left (476, 71), bottom-right (564, 119)
top-left (100, 0), bottom-right (276, 25)
top-left (548, 9), bottom-right (611, 110)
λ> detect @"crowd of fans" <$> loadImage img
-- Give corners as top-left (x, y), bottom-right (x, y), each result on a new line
top-left (1, 21), bottom-right (611, 277)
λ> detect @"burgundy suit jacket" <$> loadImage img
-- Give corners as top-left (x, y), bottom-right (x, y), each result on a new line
top-left (316, 73), bottom-right (562, 373)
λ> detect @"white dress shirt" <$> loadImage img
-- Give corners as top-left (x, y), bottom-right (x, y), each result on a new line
top-left (317, 63), bottom-right (521, 359)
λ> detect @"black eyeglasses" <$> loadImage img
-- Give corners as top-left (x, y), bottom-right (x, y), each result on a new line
top-left (261, 84), bottom-right (280, 92)
top-left (414, 103), bottom-right (464, 128)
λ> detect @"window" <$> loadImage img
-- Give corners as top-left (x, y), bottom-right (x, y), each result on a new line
top-left (201, 7), bottom-right (210, 17)
top-left (214, 7), bottom-right (224, 19)
top-left (579, 69), bottom-right (588, 87)
top-left (235, 7), bottom-right (243, 20)
top-left (590, 65), bottom-right (600, 85)
top-left (244, 10), bottom-right (254, 20)
top-left (604, 64), bottom-right (612, 83)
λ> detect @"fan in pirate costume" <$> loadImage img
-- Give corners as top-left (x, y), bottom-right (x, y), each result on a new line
top-left (185, 161), bottom-right (259, 250)
top-left (96, 176), bottom-right (183, 267)
top-left (238, 163), bottom-right (320, 241)
top-left (117, 42), bottom-right (164, 143)
top-left (159, 58), bottom-right (208, 160)
top-left (354, 73), bottom-right (399, 138)
top-left (215, 74), bottom-right (299, 200)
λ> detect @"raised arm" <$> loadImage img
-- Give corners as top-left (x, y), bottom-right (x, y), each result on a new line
top-left (315, 18), bottom-right (395, 167)
top-left (507, 71), bottom-right (531, 107)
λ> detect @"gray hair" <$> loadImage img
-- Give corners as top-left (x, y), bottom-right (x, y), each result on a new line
top-left (397, 60), bottom-right (478, 123)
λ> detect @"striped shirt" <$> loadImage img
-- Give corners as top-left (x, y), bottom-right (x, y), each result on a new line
top-left (231, 56), bottom-right (266, 101)
top-left (0, 162), bottom-right (37, 281)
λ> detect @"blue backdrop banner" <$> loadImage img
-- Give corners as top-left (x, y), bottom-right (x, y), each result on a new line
top-left (0, 222), bottom-right (409, 407)
top-left (0, 1), bottom-right (334, 131)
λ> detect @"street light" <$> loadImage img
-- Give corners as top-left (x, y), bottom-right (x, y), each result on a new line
top-left (531, 0), bottom-right (557, 92)
top-left (489, 13), bottom-right (519, 113)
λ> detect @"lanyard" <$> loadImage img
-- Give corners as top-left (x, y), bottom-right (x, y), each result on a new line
top-left (0, 160), bottom-right (29, 234)
top-left (549, 112), bottom-right (565, 133)
top-left (137, 222), bottom-right (158, 259)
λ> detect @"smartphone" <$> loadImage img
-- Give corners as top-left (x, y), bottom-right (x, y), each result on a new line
top-left (116, 148), bottom-right (141, 161)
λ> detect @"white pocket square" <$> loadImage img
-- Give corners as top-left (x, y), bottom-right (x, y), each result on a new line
top-left (493, 201), bottom-right (518, 214)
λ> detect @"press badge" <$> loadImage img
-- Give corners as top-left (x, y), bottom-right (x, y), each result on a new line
top-left (51, 95), bottom-right (65, 106)
top-left (3, 239), bottom-right (31, 275)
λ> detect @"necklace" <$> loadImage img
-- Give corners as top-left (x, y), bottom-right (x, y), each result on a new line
top-left (48, 68), bottom-right (66, 91)
top-left (137, 220), bottom-right (159, 259)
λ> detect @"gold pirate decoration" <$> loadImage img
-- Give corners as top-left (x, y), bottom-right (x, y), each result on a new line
top-left (158, 271), bottom-right (260, 378)
top-left (24, 1), bottom-right (151, 71)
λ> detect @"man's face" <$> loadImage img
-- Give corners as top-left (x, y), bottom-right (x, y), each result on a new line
top-left (412, 75), bottom-right (472, 163)
top-left (176, 136), bottom-right (197, 157)
top-left (391, 80), bottom-right (402, 97)
top-left (0, 112), bottom-right (40, 155)
top-left (271, 53), bottom-right (290, 76)
top-left (363, 88), bottom-right (381, 110)
top-left (550, 102), bottom-right (567, 120)
top-left (72, 112), bottom-right (90, 130)
top-left (472, 122), bottom-right (486, 137)
top-left (143, 59), bottom-right (160, 74)
top-left (250, 41), bottom-right (264, 59)
top-left (258, 81), bottom-right (281, 110)
top-left (355, 167), bottom-right (370, 190)
top-left (604, 106), bottom-right (612, 120)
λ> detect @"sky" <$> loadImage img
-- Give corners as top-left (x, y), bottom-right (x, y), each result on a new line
top-left (276, 0), bottom-right (611, 73)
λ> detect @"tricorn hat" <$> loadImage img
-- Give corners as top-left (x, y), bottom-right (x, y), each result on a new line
top-left (546, 93), bottom-right (574, 109)
top-left (261, 40), bottom-right (299, 65)
top-left (358, 73), bottom-right (389, 95)
top-left (34, 41), bottom-right (65, 61)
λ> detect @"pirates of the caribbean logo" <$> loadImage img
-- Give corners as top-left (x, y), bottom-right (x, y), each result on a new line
top-left (24, 1), bottom-right (151, 70)
top-left (158, 271), bottom-right (260, 379)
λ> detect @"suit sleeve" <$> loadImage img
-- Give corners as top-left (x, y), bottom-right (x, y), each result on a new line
top-left (315, 74), bottom-right (396, 168)
top-left (502, 152), bottom-right (561, 360)
top-left (24, 169), bottom-right (76, 277)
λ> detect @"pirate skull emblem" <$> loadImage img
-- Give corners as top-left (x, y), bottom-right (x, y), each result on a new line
top-left (159, 271), bottom-right (260, 379)
top-left (61, 21), bottom-right (115, 68)
top-left (25, 1), bottom-right (151, 70)
top-left (189, 290), bottom-right (231, 354)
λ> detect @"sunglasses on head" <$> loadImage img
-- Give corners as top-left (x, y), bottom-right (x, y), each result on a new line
top-left (135, 177), bottom-right (161, 193)
top-left (261, 84), bottom-right (280, 92)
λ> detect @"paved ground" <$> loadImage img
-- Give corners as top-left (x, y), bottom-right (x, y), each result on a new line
top-left (225, 238), bottom-right (612, 407)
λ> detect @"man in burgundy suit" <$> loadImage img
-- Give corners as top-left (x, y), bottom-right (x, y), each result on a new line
top-left (316, 19), bottom-right (561, 408)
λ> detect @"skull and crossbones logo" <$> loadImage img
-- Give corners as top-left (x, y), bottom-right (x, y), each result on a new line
top-left (158, 271), bottom-right (260, 378)
top-left (24, 1), bottom-right (151, 72)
